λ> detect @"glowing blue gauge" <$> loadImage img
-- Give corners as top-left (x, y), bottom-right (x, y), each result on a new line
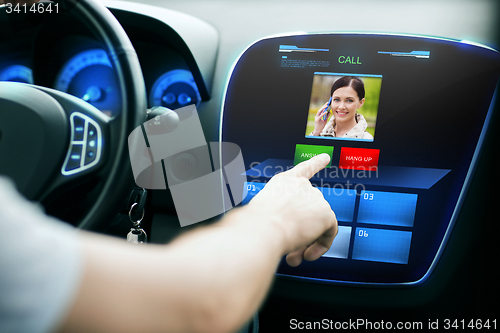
top-left (54, 49), bottom-right (120, 117)
top-left (149, 69), bottom-right (201, 109)
top-left (0, 65), bottom-right (34, 84)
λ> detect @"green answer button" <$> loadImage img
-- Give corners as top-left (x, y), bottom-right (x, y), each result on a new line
top-left (294, 144), bottom-right (333, 167)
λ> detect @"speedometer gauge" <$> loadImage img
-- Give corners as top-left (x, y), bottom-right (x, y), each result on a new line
top-left (149, 69), bottom-right (201, 109)
top-left (54, 49), bottom-right (120, 117)
top-left (0, 65), bottom-right (33, 84)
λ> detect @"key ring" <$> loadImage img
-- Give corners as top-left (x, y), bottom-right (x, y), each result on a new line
top-left (129, 202), bottom-right (145, 228)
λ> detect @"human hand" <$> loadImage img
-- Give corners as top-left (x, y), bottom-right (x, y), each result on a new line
top-left (247, 154), bottom-right (337, 266)
top-left (312, 102), bottom-right (330, 136)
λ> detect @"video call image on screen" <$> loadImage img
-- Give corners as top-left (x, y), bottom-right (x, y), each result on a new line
top-left (305, 72), bottom-right (383, 142)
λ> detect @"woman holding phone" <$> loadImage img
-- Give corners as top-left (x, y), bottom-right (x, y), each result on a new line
top-left (311, 76), bottom-right (373, 140)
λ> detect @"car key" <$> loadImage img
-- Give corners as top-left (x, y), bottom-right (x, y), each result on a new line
top-left (126, 203), bottom-right (147, 244)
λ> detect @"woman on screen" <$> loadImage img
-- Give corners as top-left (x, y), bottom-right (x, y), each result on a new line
top-left (311, 76), bottom-right (373, 140)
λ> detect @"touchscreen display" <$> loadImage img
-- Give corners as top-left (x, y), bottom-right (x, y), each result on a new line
top-left (221, 34), bottom-right (500, 285)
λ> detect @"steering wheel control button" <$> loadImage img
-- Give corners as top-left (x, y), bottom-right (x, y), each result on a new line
top-left (73, 116), bottom-right (85, 142)
top-left (294, 144), bottom-right (333, 168)
top-left (62, 112), bottom-right (103, 175)
top-left (85, 146), bottom-right (97, 165)
top-left (87, 123), bottom-right (97, 138)
top-left (66, 144), bottom-right (83, 171)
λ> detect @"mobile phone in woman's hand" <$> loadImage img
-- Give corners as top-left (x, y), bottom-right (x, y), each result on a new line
top-left (322, 97), bottom-right (332, 121)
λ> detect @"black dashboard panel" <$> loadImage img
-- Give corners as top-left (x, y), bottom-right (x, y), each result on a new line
top-left (107, 7), bottom-right (210, 103)
top-left (222, 33), bottom-right (500, 285)
top-left (0, 3), bottom-right (216, 117)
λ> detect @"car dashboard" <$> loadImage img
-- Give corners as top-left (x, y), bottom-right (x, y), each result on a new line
top-left (0, 1), bottom-right (217, 117)
top-left (0, 0), bottom-right (498, 331)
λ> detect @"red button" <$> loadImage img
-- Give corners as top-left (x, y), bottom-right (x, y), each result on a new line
top-left (339, 147), bottom-right (380, 170)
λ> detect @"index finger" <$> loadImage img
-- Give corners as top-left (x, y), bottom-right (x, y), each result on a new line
top-left (289, 153), bottom-right (330, 179)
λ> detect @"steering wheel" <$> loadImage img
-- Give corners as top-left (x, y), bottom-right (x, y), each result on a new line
top-left (0, 0), bottom-right (146, 230)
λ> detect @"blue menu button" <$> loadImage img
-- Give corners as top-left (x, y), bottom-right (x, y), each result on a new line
top-left (358, 191), bottom-right (417, 227)
top-left (352, 228), bottom-right (412, 264)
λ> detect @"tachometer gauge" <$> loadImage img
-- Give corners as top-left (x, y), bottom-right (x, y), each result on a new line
top-left (149, 69), bottom-right (201, 109)
top-left (0, 65), bottom-right (33, 84)
top-left (54, 49), bottom-right (120, 117)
